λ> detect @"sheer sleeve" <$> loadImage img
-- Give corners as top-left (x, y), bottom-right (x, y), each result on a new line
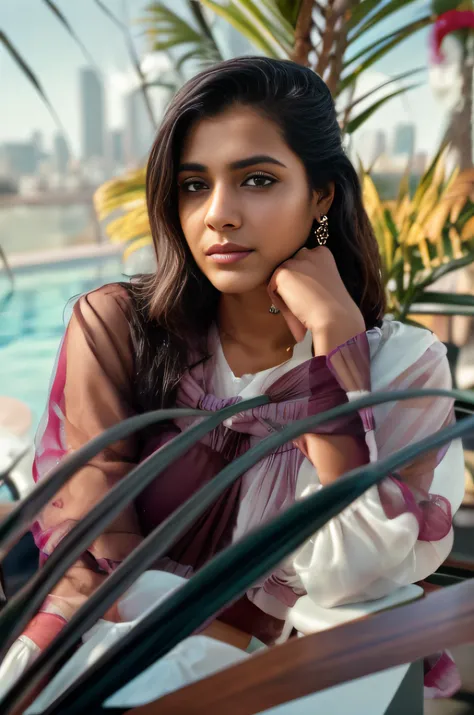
top-left (25, 284), bottom-right (143, 649)
top-left (293, 322), bottom-right (465, 608)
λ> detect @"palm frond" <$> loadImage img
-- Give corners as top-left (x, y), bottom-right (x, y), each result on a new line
top-left (348, 0), bottom-right (423, 40)
top-left (93, 0), bottom-right (158, 127)
top-left (142, 2), bottom-right (222, 69)
top-left (0, 31), bottom-right (69, 143)
top-left (199, 0), bottom-right (291, 58)
top-left (43, 0), bottom-right (101, 75)
top-left (345, 82), bottom-right (421, 134)
top-left (340, 15), bottom-right (432, 92)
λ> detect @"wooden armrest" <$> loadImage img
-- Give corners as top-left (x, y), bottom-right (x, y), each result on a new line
top-left (125, 578), bottom-right (474, 715)
top-left (443, 555), bottom-right (474, 572)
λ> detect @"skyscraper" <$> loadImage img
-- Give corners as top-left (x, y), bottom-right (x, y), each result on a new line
top-left (393, 123), bottom-right (416, 157)
top-left (0, 142), bottom-right (37, 176)
top-left (53, 133), bottom-right (70, 174)
top-left (80, 68), bottom-right (105, 161)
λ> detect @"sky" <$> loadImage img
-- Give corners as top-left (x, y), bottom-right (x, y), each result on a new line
top-left (0, 0), bottom-right (455, 158)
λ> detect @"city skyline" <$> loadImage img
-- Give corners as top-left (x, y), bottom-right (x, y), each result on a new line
top-left (0, 61), bottom-right (179, 181)
top-left (1, 1), bottom-right (453, 159)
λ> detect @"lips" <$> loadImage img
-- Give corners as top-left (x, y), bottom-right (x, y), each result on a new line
top-left (205, 242), bottom-right (254, 265)
top-left (206, 242), bottom-right (252, 255)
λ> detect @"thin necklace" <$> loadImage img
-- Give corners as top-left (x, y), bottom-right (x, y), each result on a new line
top-left (219, 327), bottom-right (294, 354)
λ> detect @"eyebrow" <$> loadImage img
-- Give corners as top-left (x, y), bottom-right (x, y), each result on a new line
top-left (178, 154), bottom-right (287, 173)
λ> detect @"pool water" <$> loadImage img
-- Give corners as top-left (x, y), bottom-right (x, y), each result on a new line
top-left (0, 256), bottom-right (124, 431)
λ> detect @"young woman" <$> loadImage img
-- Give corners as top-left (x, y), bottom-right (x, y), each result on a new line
top-left (0, 58), bottom-right (464, 701)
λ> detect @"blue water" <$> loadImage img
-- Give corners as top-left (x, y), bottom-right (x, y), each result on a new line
top-left (0, 256), bottom-right (124, 432)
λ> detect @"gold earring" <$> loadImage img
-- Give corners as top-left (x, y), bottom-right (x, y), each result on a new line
top-left (314, 215), bottom-right (329, 246)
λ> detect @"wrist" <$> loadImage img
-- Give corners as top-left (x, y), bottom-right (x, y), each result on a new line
top-left (311, 317), bottom-right (365, 356)
top-left (23, 612), bottom-right (66, 650)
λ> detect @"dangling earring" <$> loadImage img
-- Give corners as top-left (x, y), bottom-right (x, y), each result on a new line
top-left (314, 215), bottom-right (329, 245)
top-left (269, 304), bottom-right (280, 314)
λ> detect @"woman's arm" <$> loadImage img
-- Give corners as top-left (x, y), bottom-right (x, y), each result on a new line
top-left (5, 285), bottom-right (143, 666)
top-left (292, 328), bottom-right (465, 608)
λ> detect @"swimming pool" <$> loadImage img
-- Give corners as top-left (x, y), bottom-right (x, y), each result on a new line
top-left (0, 255), bottom-right (125, 431)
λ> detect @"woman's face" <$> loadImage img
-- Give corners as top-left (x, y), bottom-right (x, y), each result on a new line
top-left (177, 104), bottom-right (327, 295)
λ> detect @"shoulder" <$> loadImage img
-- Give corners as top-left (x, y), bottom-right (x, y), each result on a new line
top-left (67, 283), bottom-right (136, 357)
top-left (71, 282), bottom-right (134, 333)
top-left (76, 283), bottom-right (131, 315)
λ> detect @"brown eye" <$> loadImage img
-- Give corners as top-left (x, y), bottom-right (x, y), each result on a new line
top-left (181, 179), bottom-right (208, 193)
top-left (243, 174), bottom-right (276, 188)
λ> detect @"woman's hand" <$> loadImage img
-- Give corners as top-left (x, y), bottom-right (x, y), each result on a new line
top-left (267, 246), bottom-right (365, 354)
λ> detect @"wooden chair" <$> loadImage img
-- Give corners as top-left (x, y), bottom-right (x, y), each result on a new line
top-left (123, 578), bottom-right (474, 715)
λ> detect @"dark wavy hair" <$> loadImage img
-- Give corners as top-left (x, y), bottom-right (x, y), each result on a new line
top-left (125, 56), bottom-right (386, 411)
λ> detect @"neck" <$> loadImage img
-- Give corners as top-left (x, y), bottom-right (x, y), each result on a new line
top-left (218, 286), bottom-right (295, 352)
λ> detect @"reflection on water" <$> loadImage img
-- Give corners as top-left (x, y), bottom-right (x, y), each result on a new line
top-left (0, 202), bottom-right (100, 255)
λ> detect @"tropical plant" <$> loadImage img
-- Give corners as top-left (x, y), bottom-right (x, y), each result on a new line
top-left (93, 168), bottom-right (151, 263)
top-left (142, 0), bottom-right (431, 134)
top-left (1, 386), bottom-right (474, 712)
top-left (362, 148), bottom-right (474, 322)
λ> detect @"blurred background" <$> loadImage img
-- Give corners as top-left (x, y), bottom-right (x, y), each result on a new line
top-left (0, 0), bottom-right (473, 481)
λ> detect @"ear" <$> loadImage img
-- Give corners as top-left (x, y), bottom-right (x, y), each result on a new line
top-left (311, 182), bottom-right (335, 221)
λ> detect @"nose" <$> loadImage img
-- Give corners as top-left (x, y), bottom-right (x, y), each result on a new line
top-left (204, 184), bottom-right (242, 232)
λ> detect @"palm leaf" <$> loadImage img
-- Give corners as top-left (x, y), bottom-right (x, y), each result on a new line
top-left (340, 15), bottom-right (432, 91)
top-left (345, 0), bottom-right (384, 31)
top-left (199, 0), bottom-right (289, 58)
top-left (7, 387), bottom-right (474, 713)
top-left (348, 0), bottom-right (423, 40)
top-left (362, 172), bottom-right (395, 274)
top-left (276, 0), bottom-right (304, 27)
top-left (143, 2), bottom-right (221, 68)
top-left (0, 31), bottom-right (68, 141)
top-left (416, 251), bottom-right (474, 292)
top-left (345, 82), bottom-right (421, 134)
top-left (93, 0), bottom-right (158, 127)
top-left (43, 0), bottom-right (100, 74)
top-left (343, 67), bottom-right (425, 116)
top-left (410, 146), bottom-right (449, 213)
top-left (93, 168), bottom-right (147, 220)
top-left (412, 291), bottom-right (474, 307)
top-left (186, 0), bottom-right (224, 61)
top-left (37, 400), bottom-right (474, 713)
top-left (105, 206), bottom-right (151, 243)
top-left (0, 397), bottom-right (268, 656)
top-left (247, 0), bottom-right (295, 49)
top-left (143, 3), bottom-right (203, 50)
